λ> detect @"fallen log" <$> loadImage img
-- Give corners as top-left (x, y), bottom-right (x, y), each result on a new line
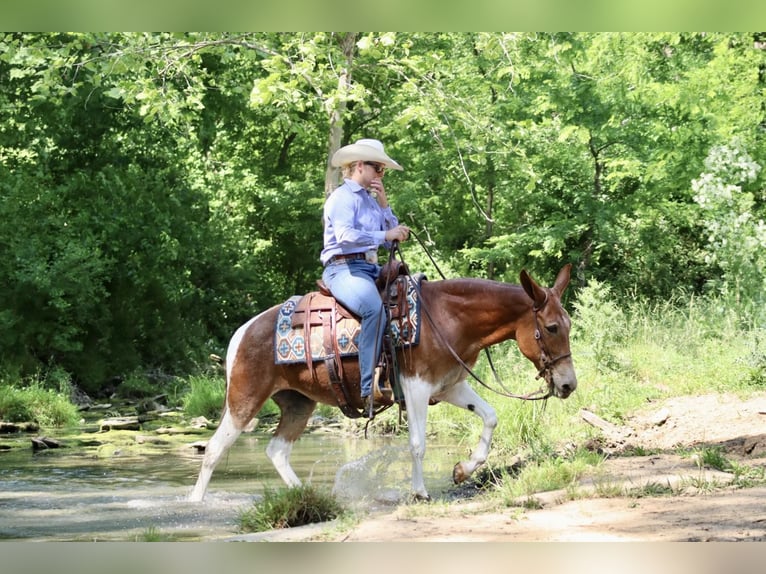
top-left (580, 408), bottom-right (635, 448)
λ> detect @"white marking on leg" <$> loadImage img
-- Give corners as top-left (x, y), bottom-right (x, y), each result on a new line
top-left (439, 380), bottom-right (497, 483)
top-left (400, 375), bottom-right (432, 500)
top-left (188, 410), bottom-right (242, 501)
top-left (189, 313), bottom-right (263, 502)
top-left (266, 436), bottom-right (302, 487)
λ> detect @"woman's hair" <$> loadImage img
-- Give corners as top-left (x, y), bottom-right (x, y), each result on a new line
top-left (341, 161), bottom-right (359, 178)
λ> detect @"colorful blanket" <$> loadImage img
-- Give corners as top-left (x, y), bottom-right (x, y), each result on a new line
top-left (274, 280), bottom-right (421, 365)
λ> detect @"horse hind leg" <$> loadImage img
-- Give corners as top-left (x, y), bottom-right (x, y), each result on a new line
top-left (265, 390), bottom-right (317, 487)
top-left (439, 380), bottom-right (498, 484)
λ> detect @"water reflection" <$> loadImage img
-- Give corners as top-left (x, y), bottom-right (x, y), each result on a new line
top-left (0, 430), bottom-right (457, 541)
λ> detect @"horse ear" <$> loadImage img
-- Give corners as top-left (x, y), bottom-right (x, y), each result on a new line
top-left (553, 263), bottom-right (572, 296)
top-left (520, 269), bottom-right (547, 307)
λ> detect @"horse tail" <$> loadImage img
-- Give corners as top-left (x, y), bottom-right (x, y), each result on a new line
top-left (210, 352), bottom-right (230, 419)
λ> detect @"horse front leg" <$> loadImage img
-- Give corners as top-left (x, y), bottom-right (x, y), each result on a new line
top-left (400, 375), bottom-right (433, 501)
top-left (439, 380), bottom-right (498, 484)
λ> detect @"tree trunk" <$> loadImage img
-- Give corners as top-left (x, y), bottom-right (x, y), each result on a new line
top-left (325, 33), bottom-right (357, 196)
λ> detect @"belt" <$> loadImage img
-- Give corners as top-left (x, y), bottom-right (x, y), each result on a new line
top-left (329, 252), bottom-right (366, 265)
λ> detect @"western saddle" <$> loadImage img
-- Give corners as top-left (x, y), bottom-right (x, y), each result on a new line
top-left (290, 260), bottom-right (412, 418)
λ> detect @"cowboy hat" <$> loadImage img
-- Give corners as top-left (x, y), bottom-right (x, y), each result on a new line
top-left (330, 138), bottom-right (403, 171)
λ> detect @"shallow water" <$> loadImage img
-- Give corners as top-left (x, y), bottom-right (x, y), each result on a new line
top-left (0, 428), bottom-right (458, 541)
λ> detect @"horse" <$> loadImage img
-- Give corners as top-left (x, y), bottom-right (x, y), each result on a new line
top-left (188, 263), bottom-right (576, 502)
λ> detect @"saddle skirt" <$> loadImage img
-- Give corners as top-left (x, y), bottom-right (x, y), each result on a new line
top-left (274, 275), bottom-right (421, 365)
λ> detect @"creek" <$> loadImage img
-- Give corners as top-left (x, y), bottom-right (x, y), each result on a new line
top-left (0, 415), bottom-right (459, 541)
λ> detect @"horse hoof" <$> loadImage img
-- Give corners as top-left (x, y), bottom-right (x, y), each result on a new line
top-left (412, 492), bottom-right (431, 502)
top-left (453, 462), bottom-right (468, 484)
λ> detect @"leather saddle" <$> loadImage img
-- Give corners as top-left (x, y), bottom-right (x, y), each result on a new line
top-left (291, 260), bottom-right (411, 418)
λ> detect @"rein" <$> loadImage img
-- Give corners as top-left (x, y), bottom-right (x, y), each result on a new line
top-left (392, 235), bottom-right (554, 402)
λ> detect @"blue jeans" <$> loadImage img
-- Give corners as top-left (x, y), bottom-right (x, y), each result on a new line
top-left (322, 259), bottom-right (385, 398)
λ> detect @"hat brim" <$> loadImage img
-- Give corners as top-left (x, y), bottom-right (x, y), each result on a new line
top-left (331, 143), bottom-right (403, 171)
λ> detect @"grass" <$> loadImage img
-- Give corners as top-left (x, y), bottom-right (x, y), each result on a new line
top-left (138, 526), bottom-right (177, 542)
top-left (691, 446), bottom-right (732, 472)
top-left (181, 374), bottom-right (227, 420)
top-left (488, 449), bottom-right (605, 506)
top-left (238, 485), bottom-right (346, 532)
top-left (0, 376), bottom-right (80, 427)
top-left (180, 373), bottom-right (280, 422)
top-left (409, 281), bottom-right (766, 503)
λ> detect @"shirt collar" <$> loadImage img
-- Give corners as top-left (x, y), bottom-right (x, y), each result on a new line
top-left (343, 178), bottom-right (366, 193)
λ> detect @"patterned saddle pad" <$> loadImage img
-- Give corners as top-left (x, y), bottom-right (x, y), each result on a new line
top-left (274, 279), bottom-right (421, 365)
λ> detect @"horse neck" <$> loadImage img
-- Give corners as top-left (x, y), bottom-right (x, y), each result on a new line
top-left (426, 278), bottom-right (532, 348)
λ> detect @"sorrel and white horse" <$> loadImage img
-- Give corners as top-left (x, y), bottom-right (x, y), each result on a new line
top-left (188, 264), bottom-right (576, 502)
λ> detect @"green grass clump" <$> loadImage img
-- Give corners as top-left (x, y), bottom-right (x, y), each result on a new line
top-left (491, 449), bottom-right (604, 505)
top-left (0, 380), bottom-right (80, 427)
top-left (239, 485), bottom-right (345, 532)
top-left (180, 374), bottom-right (280, 423)
top-left (181, 375), bottom-right (226, 420)
top-left (138, 526), bottom-right (176, 542)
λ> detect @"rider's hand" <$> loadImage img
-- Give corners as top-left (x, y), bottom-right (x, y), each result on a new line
top-left (385, 225), bottom-right (410, 243)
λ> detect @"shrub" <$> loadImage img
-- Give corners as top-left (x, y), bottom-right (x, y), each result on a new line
top-left (0, 381), bottom-right (80, 427)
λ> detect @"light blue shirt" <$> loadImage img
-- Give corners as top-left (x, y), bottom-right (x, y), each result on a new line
top-left (320, 179), bottom-right (399, 265)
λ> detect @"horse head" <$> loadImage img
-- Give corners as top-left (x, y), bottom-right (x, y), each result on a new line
top-left (517, 264), bottom-right (577, 399)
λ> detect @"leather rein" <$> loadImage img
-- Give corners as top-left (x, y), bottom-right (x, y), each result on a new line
top-left (391, 237), bottom-right (566, 402)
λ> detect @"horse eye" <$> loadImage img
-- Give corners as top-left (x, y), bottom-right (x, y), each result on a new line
top-left (545, 324), bottom-right (558, 334)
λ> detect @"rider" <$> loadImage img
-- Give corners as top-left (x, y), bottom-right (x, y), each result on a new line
top-left (320, 138), bottom-right (410, 415)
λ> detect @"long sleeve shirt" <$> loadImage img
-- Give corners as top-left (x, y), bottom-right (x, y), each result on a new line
top-left (320, 179), bottom-right (399, 265)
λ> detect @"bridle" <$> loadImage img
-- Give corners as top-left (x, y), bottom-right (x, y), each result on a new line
top-left (531, 297), bottom-right (572, 387)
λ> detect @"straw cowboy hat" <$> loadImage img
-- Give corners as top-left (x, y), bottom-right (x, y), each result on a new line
top-left (330, 138), bottom-right (404, 171)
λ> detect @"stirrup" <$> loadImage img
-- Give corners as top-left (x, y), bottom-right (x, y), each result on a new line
top-left (372, 366), bottom-right (394, 406)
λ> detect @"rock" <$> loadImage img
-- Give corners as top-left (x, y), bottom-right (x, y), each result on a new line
top-left (135, 435), bottom-right (170, 445)
top-left (189, 416), bottom-right (212, 429)
top-left (99, 416), bottom-right (141, 431)
top-left (31, 437), bottom-right (62, 450)
top-left (0, 421), bottom-right (39, 434)
top-left (69, 385), bottom-right (92, 409)
top-left (189, 440), bottom-right (207, 454)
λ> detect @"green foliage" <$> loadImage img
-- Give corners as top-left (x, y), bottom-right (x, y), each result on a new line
top-left (238, 485), bottom-right (345, 532)
top-left (181, 375), bottom-right (226, 420)
top-left (1, 32), bottom-right (765, 396)
top-left (692, 138), bottom-right (765, 302)
top-left (571, 279), bottom-right (627, 371)
top-left (0, 379), bottom-right (80, 427)
top-left (741, 335), bottom-right (766, 389)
